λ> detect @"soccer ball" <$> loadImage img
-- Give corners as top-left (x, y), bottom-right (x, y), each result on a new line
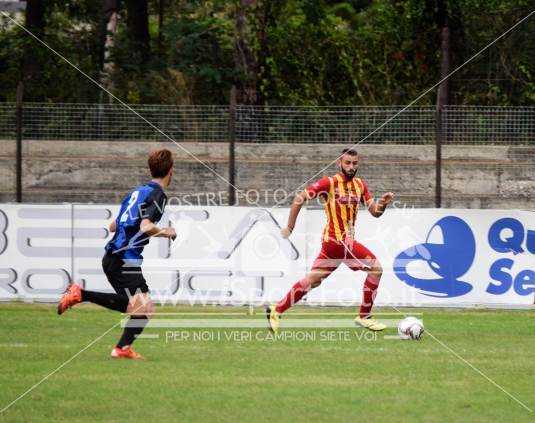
top-left (398, 317), bottom-right (424, 340)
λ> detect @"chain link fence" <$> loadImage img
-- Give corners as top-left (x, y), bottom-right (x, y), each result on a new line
top-left (0, 103), bottom-right (533, 208)
top-left (235, 106), bottom-right (434, 144)
top-left (233, 106), bottom-right (436, 207)
top-left (1, 103), bottom-right (229, 141)
top-left (0, 103), bottom-right (231, 203)
top-left (442, 106), bottom-right (535, 208)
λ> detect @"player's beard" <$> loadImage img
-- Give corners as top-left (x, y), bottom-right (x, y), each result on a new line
top-left (341, 168), bottom-right (356, 180)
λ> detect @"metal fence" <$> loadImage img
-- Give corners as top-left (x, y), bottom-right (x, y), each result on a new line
top-left (234, 106), bottom-right (436, 144)
top-left (0, 103), bottom-right (229, 141)
top-left (1, 103), bottom-right (533, 143)
top-left (0, 103), bottom-right (533, 208)
top-left (443, 106), bottom-right (535, 144)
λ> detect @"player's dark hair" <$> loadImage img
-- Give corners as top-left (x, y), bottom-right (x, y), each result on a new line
top-left (341, 148), bottom-right (358, 156)
top-left (148, 149), bottom-right (174, 178)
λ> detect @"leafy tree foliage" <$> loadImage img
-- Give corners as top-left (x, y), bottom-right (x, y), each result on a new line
top-left (0, 0), bottom-right (533, 105)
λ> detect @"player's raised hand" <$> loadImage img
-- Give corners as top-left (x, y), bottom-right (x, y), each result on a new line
top-left (167, 227), bottom-right (177, 241)
top-left (280, 226), bottom-right (293, 239)
top-left (381, 192), bottom-right (394, 206)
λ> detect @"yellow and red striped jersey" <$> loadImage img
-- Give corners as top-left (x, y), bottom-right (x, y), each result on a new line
top-left (305, 172), bottom-right (373, 242)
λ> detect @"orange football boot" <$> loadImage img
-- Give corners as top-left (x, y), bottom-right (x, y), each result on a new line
top-left (57, 283), bottom-right (82, 315)
top-left (111, 346), bottom-right (144, 359)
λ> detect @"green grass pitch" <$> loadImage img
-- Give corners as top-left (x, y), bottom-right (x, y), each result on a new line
top-left (0, 304), bottom-right (534, 422)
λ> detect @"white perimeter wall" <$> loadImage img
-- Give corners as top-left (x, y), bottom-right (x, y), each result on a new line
top-left (0, 204), bottom-right (533, 307)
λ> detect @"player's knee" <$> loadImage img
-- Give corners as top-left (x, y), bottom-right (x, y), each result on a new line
top-left (138, 302), bottom-right (154, 319)
top-left (375, 263), bottom-right (383, 276)
top-left (128, 307), bottom-right (148, 316)
top-left (127, 293), bottom-right (152, 316)
top-left (131, 307), bottom-right (152, 317)
top-left (310, 279), bottom-right (322, 289)
top-left (302, 276), bottom-right (315, 289)
top-left (369, 260), bottom-right (383, 278)
top-left (307, 272), bottom-right (327, 289)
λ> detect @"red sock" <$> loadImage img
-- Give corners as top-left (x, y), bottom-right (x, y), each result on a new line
top-left (360, 273), bottom-right (381, 318)
top-left (275, 279), bottom-right (310, 314)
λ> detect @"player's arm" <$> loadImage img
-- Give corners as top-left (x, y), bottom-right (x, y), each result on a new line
top-left (367, 192), bottom-right (394, 218)
top-left (139, 190), bottom-right (176, 240)
top-left (281, 191), bottom-right (308, 238)
top-left (109, 220), bottom-right (117, 233)
top-left (140, 218), bottom-right (176, 240)
top-left (281, 178), bottom-right (329, 238)
top-left (359, 179), bottom-right (393, 218)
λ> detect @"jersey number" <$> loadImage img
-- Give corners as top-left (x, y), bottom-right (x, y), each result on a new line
top-left (119, 190), bottom-right (139, 223)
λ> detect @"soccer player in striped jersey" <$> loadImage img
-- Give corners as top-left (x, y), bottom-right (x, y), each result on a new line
top-left (267, 148), bottom-right (393, 332)
top-left (57, 149), bottom-right (177, 359)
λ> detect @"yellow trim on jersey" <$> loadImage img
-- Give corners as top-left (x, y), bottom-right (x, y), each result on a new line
top-left (357, 178), bottom-right (373, 206)
top-left (353, 179), bottom-right (362, 198)
top-left (323, 199), bottom-right (332, 242)
top-left (352, 179), bottom-right (361, 210)
top-left (328, 177), bottom-right (342, 241)
top-left (351, 179), bottom-right (362, 232)
top-left (335, 174), bottom-right (349, 236)
top-left (346, 181), bottom-right (355, 237)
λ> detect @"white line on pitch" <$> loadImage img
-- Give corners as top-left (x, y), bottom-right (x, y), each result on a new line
top-left (136, 334), bottom-right (160, 339)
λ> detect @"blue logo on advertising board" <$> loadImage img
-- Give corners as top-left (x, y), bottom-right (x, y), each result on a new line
top-left (393, 216), bottom-right (476, 298)
top-left (486, 218), bottom-right (535, 296)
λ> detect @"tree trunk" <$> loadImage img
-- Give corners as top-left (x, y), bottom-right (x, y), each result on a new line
top-left (21, 0), bottom-right (45, 100)
top-left (447, 0), bottom-right (464, 105)
top-left (125, 0), bottom-right (151, 64)
top-left (437, 26), bottom-right (451, 105)
top-left (234, 0), bottom-right (258, 105)
top-left (436, 0), bottom-right (450, 108)
top-left (25, 0), bottom-right (45, 34)
top-left (100, 0), bottom-right (120, 99)
top-left (255, 0), bottom-right (269, 106)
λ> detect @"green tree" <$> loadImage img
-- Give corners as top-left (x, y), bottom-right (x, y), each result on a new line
top-left (0, 0), bottom-right (533, 105)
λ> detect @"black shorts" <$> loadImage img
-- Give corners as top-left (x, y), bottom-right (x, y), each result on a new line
top-left (101, 252), bottom-right (149, 296)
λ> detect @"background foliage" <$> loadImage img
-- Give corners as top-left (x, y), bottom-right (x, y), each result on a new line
top-left (0, 0), bottom-right (533, 105)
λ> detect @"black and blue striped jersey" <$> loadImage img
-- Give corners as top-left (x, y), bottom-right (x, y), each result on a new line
top-left (105, 181), bottom-right (167, 263)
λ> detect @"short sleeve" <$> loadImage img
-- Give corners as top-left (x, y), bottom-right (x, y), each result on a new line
top-left (305, 177), bottom-right (331, 200)
top-left (359, 179), bottom-right (373, 206)
top-left (141, 189), bottom-right (167, 223)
